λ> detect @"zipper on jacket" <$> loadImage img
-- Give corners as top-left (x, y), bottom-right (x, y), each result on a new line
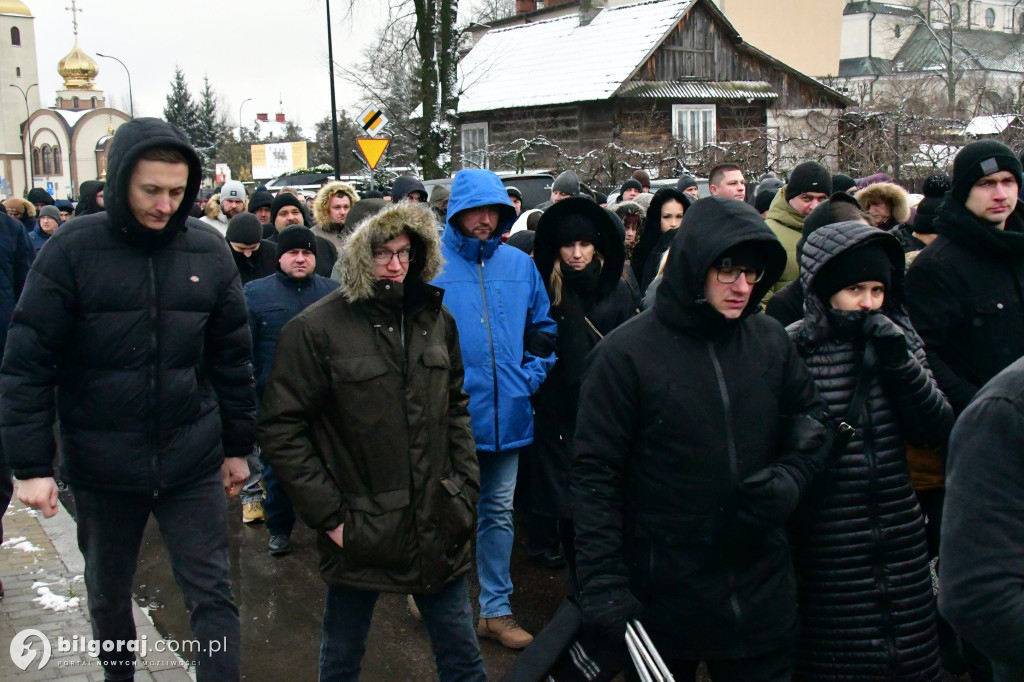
top-left (707, 341), bottom-right (743, 624)
top-left (148, 257), bottom-right (160, 496)
top-left (477, 259), bottom-right (501, 451)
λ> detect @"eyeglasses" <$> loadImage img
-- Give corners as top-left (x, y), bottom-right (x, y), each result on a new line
top-left (714, 266), bottom-right (764, 285)
top-left (372, 247), bottom-right (414, 265)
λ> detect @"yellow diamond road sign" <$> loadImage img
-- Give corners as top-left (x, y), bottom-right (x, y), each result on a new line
top-left (357, 105), bottom-right (389, 136)
top-left (357, 138), bottom-right (390, 170)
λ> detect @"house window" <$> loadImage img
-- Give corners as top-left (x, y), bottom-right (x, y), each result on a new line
top-left (985, 8), bottom-right (996, 28)
top-left (894, 24), bottom-right (901, 38)
top-left (1006, 6), bottom-right (1015, 28)
top-left (52, 146), bottom-right (61, 175)
top-left (672, 105), bottom-right (716, 148)
top-left (10, 27), bottom-right (20, 46)
top-left (461, 123), bottom-right (488, 169)
top-left (42, 146), bottom-right (53, 175)
top-left (951, 3), bottom-right (962, 24)
top-left (16, 67), bottom-right (21, 77)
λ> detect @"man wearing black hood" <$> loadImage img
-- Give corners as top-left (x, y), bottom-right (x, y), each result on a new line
top-left (391, 175), bottom-right (428, 203)
top-left (75, 179), bottom-right (105, 216)
top-left (1, 118), bottom-right (255, 681)
top-left (572, 197), bottom-right (832, 680)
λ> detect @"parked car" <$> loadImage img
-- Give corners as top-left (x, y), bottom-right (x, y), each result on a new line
top-left (422, 172), bottom-right (555, 213)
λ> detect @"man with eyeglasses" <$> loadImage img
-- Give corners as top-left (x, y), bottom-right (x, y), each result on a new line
top-left (572, 197), bottom-right (831, 680)
top-left (258, 203), bottom-right (485, 681)
top-left (244, 225), bottom-right (338, 553)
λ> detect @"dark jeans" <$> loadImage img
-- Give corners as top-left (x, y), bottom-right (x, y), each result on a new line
top-left (0, 429), bottom-right (12, 543)
top-left (319, 576), bottom-right (485, 682)
top-left (73, 471), bottom-right (240, 682)
top-left (260, 459), bottom-right (295, 537)
top-left (627, 647), bottom-right (792, 682)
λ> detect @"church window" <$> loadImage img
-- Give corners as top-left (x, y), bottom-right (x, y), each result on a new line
top-left (32, 148), bottom-right (41, 175)
top-left (10, 27), bottom-right (20, 46)
top-left (72, 97), bottom-right (79, 108)
top-left (52, 146), bottom-right (61, 175)
top-left (42, 146), bottom-right (53, 175)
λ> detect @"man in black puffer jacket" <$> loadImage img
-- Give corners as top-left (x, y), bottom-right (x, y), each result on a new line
top-left (572, 197), bottom-right (832, 680)
top-left (1, 118), bottom-right (256, 682)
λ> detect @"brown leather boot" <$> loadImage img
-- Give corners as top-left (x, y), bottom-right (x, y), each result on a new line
top-left (477, 614), bottom-right (533, 650)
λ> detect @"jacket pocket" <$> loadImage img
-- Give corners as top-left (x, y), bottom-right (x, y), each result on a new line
top-left (420, 344), bottom-right (450, 369)
top-left (439, 474), bottom-right (476, 557)
top-left (342, 489), bottom-right (413, 570)
top-left (331, 355), bottom-right (391, 382)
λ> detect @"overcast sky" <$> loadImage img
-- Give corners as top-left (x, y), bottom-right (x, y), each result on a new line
top-left (29, 0), bottom-right (488, 134)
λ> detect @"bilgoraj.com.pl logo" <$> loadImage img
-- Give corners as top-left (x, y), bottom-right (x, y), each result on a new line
top-left (9, 629), bottom-right (218, 670)
top-left (9, 628), bottom-right (51, 671)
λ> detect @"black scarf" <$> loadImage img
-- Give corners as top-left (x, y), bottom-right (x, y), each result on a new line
top-left (553, 260), bottom-right (604, 417)
top-left (937, 197), bottom-right (1024, 261)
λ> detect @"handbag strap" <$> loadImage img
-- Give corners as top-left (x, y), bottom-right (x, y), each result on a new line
top-left (837, 342), bottom-right (876, 442)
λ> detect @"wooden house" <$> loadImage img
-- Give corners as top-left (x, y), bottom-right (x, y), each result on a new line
top-left (455, 0), bottom-right (853, 178)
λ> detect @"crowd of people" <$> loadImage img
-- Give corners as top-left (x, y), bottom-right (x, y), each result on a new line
top-left (0, 116), bottom-right (1022, 682)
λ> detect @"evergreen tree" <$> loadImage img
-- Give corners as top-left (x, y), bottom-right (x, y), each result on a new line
top-left (162, 67), bottom-right (198, 142)
top-left (310, 113), bottom-right (364, 173)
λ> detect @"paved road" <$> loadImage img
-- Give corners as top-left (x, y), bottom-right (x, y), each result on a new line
top-left (132, 497), bottom-right (570, 681)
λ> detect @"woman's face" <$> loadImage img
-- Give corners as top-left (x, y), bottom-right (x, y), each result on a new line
top-left (829, 281), bottom-right (885, 311)
top-left (559, 241), bottom-right (595, 270)
top-left (660, 200), bottom-right (685, 232)
top-left (624, 225), bottom-right (637, 245)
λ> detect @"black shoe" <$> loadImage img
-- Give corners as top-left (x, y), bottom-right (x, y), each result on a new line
top-left (268, 534), bottom-right (293, 557)
top-left (528, 546), bottom-right (565, 570)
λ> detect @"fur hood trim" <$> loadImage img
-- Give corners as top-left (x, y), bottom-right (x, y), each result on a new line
top-left (204, 194), bottom-right (221, 220)
top-left (338, 202), bottom-right (443, 303)
top-left (857, 182), bottom-right (910, 223)
top-left (314, 181), bottom-right (360, 225)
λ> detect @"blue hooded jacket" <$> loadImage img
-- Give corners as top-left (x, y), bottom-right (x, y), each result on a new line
top-left (432, 169), bottom-right (556, 452)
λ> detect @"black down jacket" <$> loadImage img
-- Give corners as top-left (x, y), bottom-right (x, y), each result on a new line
top-left (572, 197), bottom-right (833, 660)
top-left (788, 222), bottom-right (952, 681)
top-left (0, 118), bottom-right (256, 491)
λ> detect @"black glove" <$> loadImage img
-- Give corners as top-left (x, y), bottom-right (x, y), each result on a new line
top-left (862, 313), bottom-right (911, 368)
top-left (736, 464), bottom-right (801, 530)
top-left (580, 587), bottom-right (643, 641)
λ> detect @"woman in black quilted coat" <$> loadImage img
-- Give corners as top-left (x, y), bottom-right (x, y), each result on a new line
top-left (787, 221), bottom-right (953, 681)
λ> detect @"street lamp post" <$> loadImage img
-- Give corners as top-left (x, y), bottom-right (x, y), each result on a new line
top-left (239, 98), bottom-right (252, 141)
top-left (95, 52), bottom-right (133, 118)
top-left (9, 83), bottom-right (38, 195)
top-left (326, 0), bottom-right (341, 180)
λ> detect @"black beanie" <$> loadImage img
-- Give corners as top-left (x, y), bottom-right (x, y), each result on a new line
top-left (27, 188), bottom-right (54, 206)
top-left (754, 188), bottom-right (778, 214)
top-left (677, 175), bottom-right (698, 192)
top-left (556, 214), bottom-right (599, 246)
top-left (951, 140), bottom-right (1022, 204)
top-left (813, 242), bottom-right (893, 301)
top-left (801, 192), bottom-right (863, 240)
top-left (551, 170), bottom-right (580, 197)
top-left (271, 192), bottom-right (307, 225)
top-left (226, 213), bottom-right (264, 244)
top-left (277, 225), bottom-right (316, 259)
top-left (786, 162), bottom-right (833, 200)
top-left (248, 190), bottom-right (273, 213)
top-left (921, 173), bottom-right (952, 199)
top-left (619, 179), bottom-right (643, 195)
top-left (832, 173), bottom-right (856, 194)
top-left (714, 242), bottom-right (766, 272)
top-left (507, 230), bottom-right (535, 255)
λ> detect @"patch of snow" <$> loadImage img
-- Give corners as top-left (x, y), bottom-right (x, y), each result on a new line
top-left (3, 536), bottom-right (42, 552)
top-left (33, 585), bottom-right (80, 612)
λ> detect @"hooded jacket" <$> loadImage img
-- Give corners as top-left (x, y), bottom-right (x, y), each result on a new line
top-left (391, 176), bottom-right (428, 204)
top-left (74, 180), bottom-right (104, 216)
top-left (431, 169), bottom-right (557, 452)
top-left (572, 197), bottom-right (832, 660)
top-left (529, 199), bottom-right (638, 518)
top-left (787, 222), bottom-right (951, 681)
top-left (629, 188), bottom-right (689, 293)
top-left (0, 213), bottom-right (32, 363)
top-left (905, 197), bottom-right (1024, 415)
top-left (0, 117), bottom-right (256, 491)
top-left (257, 202), bottom-right (478, 593)
top-left (229, 239), bottom-right (279, 285)
top-left (312, 181), bottom-right (360, 248)
top-left (764, 185), bottom-right (807, 292)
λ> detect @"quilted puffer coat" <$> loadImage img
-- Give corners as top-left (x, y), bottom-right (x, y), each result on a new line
top-left (787, 221), bottom-right (953, 681)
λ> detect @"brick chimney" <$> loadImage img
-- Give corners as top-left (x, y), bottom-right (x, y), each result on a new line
top-left (256, 113), bottom-right (268, 122)
top-left (579, 0), bottom-right (606, 25)
top-left (515, 0), bottom-right (536, 12)
top-left (275, 113), bottom-right (286, 123)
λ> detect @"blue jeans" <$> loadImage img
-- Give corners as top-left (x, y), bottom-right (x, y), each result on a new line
top-left (261, 459), bottom-right (295, 537)
top-left (476, 448), bottom-right (520, 618)
top-left (73, 471), bottom-right (240, 682)
top-left (319, 577), bottom-right (485, 682)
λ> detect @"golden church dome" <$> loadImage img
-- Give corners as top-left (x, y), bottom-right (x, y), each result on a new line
top-left (0, 1), bottom-right (31, 16)
top-left (57, 39), bottom-right (99, 90)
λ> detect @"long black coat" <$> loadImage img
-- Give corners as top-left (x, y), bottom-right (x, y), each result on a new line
top-left (0, 213), bottom-right (33, 361)
top-left (0, 118), bottom-right (256, 491)
top-left (572, 197), bottom-right (832, 660)
top-left (789, 223), bottom-right (952, 681)
top-left (905, 199), bottom-right (1024, 415)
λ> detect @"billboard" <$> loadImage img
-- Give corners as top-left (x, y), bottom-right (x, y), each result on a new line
top-left (251, 142), bottom-right (308, 180)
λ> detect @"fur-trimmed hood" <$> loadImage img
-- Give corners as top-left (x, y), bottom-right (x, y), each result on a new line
top-left (313, 181), bottom-right (359, 226)
top-left (857, 182), bottom-right (910, 223)
top-left (338, 201), bottom-right (444, 303)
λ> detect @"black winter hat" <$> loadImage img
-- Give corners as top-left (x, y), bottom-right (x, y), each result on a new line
top-left (786, 162), bottom-right (832, 200)
top-left (676, 175), bottom-right (698, 192)
top-left (554, 214), bottom-right (600, 246)
top-left (951, 140), bottom-right (1023, 203)
top-left (714, 242), bottom-right (766, 271)
top-left (248, 190), bottom-right (273, 213)
top-left (551, 170), bottom-right (580, 197)
top-left (506, 186), bottom-right (523, 202)
top-left (507, 230), bottom-right (535, 255)
top-left (271, 192), bottom-right (307, 225)
top-left (801, 192), bottom-right (863, 240)
top-left (391, 176), bottom-right (428, 203)
top-left (813, 241), bottom-right (893, 301)
top-left (277, 225), bottom-right (316, 258)
top-left (27, 188), bottom-right (54, 206)
top-left (226, 213), bottom-right (264, 244)
top-left (832, 173), bottom-right (857, 194)
top-left (619, 179), bottom-right (643, 196)
top-left (921, 173), bottom-right (952, 199)
top-left (754, 188), bottom-right (778, 214)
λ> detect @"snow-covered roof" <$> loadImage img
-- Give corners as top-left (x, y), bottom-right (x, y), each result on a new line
top-left (51, 109), bottom-right (90, 127)
top-left (964, 114), bottom-right (1020, 136)
top-left (458, 0), bottom-right (695, 113)
top-left (617, 80), bottom-right (777, 99)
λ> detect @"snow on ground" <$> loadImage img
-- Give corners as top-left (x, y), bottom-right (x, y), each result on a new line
top-left (3, 536), bottom-right (42, 552)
